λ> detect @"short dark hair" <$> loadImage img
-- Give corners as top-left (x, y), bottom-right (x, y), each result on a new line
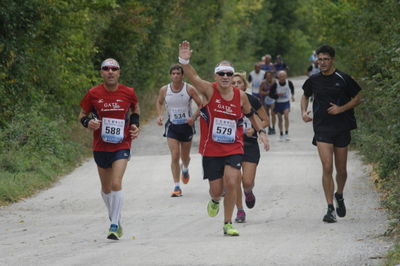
top-left (316, 45), bottom-right (335, 58)
top-left (170, 64), bottom-right (184, 74)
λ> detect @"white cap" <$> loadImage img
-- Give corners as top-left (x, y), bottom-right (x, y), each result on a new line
top-left (101, 58), bottom-right (120, 69)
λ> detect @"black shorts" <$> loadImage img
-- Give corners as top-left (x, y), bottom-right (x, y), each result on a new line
top-left (202, 154), bottom-right (243, 181)
top-left (243, 141), bottom-right (260, 164)
top-left (312, 131), bottom-right (351, 148)
top-left (164, 120), bottom-right (194, 142)
top-left (93, 149), bottom-right (131, 169)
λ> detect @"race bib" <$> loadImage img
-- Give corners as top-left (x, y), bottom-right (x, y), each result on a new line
top-left (171, 107), bottom-right (188, 124)
top-left (101, 117), bottom-right (125, 144)
top-left (212, 118), bottom-right (236, 143)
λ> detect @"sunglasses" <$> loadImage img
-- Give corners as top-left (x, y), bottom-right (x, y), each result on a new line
top-left (216, 72), bottom-right (234, 77)
top-left (101, 66), bottom-right (120, 72)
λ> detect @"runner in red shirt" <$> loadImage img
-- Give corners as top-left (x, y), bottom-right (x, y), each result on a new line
top-left (79, 58), bottom-right (140, 240)
top-left (179, 41), bottom-right (270, 236)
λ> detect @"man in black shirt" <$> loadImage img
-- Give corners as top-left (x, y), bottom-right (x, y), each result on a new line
top-left (301, 45), bottom-right (362, 223)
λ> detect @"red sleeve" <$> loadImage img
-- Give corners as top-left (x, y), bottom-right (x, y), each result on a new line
top-left (80, 90), bottom-right (94, 113)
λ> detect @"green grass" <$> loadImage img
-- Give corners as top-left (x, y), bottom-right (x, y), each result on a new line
top-left (384, 241), bottom-right (400, 265)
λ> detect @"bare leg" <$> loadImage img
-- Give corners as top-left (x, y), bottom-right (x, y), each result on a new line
top-left (334, 146), bottom-right (348, 194)
top-left (223, 165), bottom-right (241, 223)
top-left (167, 138), bottom-right (181, 183)
top-left (283, 109), bottom-right (290, 132)
top-left (316, 142), bottom-right (334, 205)
top-left (277, 113), bottom-right (283, 134)
top-left (180, 141), bottom-right (192, 169)
top-left (242, 161), bottom-right (257, 192)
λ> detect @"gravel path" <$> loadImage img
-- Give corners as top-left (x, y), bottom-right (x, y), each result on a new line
top-left (0, 76), bottom-right (392, 266)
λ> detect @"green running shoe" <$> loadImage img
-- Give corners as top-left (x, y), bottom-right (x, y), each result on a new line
top-left (223, 223), bottom-right (239, 236)
top-left (207, 200), bottom-right (219, 217)
top-left (117, 223), bottom-right (123, 238)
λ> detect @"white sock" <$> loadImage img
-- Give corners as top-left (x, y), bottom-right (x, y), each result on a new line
top-left (182, 166), bottom-right (188, 173)
top-left (101, 191), bottom-right (111, 221)
top-left (110, 190), bottom-right (123, 226)
top-left (174, 182), bottom-right (180, 187)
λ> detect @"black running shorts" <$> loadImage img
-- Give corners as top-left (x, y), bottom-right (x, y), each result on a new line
top-left (202, 154), bottom-right (243, 181)
top-left (243, 141), bottom-right (260, 164)
top-left (312, 130), bottom-right (351, 148)
top-left (93, 149), bottom-right (131, 169)
top-left (164, 120), bottom-right (194, 142)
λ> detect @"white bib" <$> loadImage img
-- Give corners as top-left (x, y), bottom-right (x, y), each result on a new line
top-left (101, 117), bottom-right (125, 144)
top-left (170, 107), bottom-right (188, 124)
top-left (212, 118), bottom-right (236, 143)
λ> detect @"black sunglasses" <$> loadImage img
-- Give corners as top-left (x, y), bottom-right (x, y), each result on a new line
top-left (216, 72), bottom-right (234, 77)
top-left (101, 66), bottom-right (120, 72)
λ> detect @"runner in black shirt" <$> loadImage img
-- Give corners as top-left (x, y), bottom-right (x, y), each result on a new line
top-left (301, 45), bottom-right (362, 223)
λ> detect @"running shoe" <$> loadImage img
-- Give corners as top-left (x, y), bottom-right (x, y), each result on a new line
top-left (107, 224), bottom-right (120, 240)
top-left (322, 207), bottom-right (337, 223)
top-left (235, 210), bottom-right (246, 223)
top-left (181, 169), bottom-right (190, 184)
top-left (244, 190), bottom-right (256, 209)
top-left (171, 186), bottom-right (182, 197)
top-left (335, 193), bottom-right (346, 217)
top-left (223, 223), bottom-right (239, 236)
top-left (284, 134), bottom-right (290, 141)
top-left (279, 135), bottom-right (284, 142)
top-left (117, 223), bottom-right (123, 238)
top-left (207, 200), bottom-right (219, 217)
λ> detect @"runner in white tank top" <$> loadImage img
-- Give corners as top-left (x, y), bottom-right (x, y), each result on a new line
top-left (156, 64), bottom-right (202, 197)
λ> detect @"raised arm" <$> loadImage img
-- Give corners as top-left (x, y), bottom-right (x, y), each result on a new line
top-left (179, 41), bottom-right (213, 101)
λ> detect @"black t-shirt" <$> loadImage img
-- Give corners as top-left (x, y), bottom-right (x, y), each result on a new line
top-left (244, 93), bottom-right (262, 142)
top-left (302, 70), bottom-right (361, 134)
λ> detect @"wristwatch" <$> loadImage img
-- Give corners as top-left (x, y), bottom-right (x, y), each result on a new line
top-left (258, 128), bottom-right (267, 135)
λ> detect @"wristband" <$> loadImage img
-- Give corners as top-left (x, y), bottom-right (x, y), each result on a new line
top-left (80, 116), bottom-right (92, 128)
top-left (130, 113), bottom-right (140, 127)
top-left (244, 109), bottom-right (255, 118)
top-left (178, 57), bottom-right (190, 65)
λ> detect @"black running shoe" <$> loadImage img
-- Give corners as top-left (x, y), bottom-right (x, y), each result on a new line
top-left (323, 208), bottom-right (337, 223)
top-left (335, 193), bottom-right (346, 217)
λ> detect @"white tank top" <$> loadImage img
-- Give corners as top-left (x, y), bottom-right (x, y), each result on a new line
top-left (165, 82), bottom-right (192, 125)
top-left (276, 80), bottom-right (291, 103)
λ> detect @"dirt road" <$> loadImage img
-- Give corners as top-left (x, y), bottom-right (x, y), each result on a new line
top-left (0, 76), bottom-right (392, 265)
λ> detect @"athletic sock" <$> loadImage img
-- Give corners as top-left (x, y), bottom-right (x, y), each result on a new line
top-left (110, 190), bottom-right (124, 226)
top-left (285, 131), bottom-right (288, 135)
top-left (182, 167), bottom-right (188, 173)
top-left (328, 204), bottom-right (334, 211)
top-left (212, 199), bottom-right (220, 204)
top-left (101, 191), bottom-right (111, 220)
top-left (174, 182), bottom-right (180, 187)
top-left (335, 193), bottom-right (343, 199)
